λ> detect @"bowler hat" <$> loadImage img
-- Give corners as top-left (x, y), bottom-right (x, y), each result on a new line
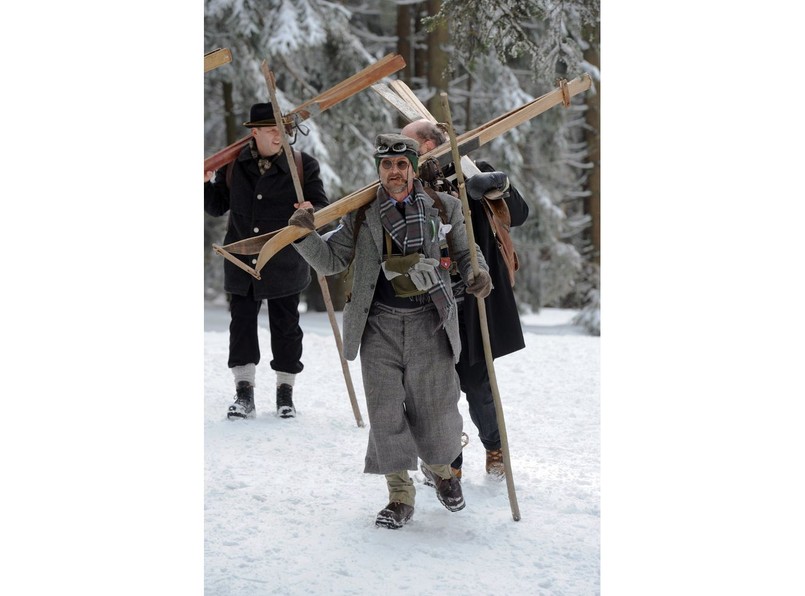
top-left (243, 102), bottom-right (285, 128)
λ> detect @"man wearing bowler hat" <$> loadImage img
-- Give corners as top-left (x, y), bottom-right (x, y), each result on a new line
top-left (205, 102), bottom-right (329, 420)
top-left (286, 133), bottom-right (493, 529)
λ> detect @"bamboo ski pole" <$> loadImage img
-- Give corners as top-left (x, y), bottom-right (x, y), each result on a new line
top-left (440, 92), bottom-right (521, 522)
top-left (261, 59), bottom-right (364, 427)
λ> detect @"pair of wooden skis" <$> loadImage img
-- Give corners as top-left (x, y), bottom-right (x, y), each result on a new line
top-left (212, 73), bottom-right (592, 278)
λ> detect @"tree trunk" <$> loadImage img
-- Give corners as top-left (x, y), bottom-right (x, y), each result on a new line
top-left (465, 70), bottom-right (473, 131)
top-left (396, 3), bottom-right (413, 128)
top-left (582, 24), bottom-right (600, 265)
top-left (397, 4), bottom-right (412, 82)
top-left (425, 0), bottom-right (449, 121)
top-left (413, 3), bottom-right (427, 83)
top-left (222, 80), bottom-right (239, 145)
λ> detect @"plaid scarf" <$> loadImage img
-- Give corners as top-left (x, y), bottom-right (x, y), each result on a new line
top-left (379, 187), bottom-right (454, 330)
top-left (250, 139), bottom-right (281, 176)
top-left (379, 194), bottom-right (424, 255)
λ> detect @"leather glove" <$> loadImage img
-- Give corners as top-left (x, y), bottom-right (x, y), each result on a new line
top-left (465, 171), bottom-right (509, 201)
top-left (408, 257), bottom-right (441, 291)
top-left (288, 208), bottom-right (315, 230)
top-left (465, 269), bottom-right (493, 299)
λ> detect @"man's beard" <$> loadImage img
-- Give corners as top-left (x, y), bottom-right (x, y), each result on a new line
top-left (384, 175), bottom-right (408, 196)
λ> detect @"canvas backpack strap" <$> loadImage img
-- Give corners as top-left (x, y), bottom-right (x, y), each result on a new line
top-left (293, 149), bottom-right (304, 188)
top-left (421, 187), bottom-right (456, 273)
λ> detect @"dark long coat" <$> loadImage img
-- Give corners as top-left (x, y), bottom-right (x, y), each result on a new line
top-left (457, 160), bottom-right (531, 366)
top-left (205, 145), bottom-right (329, 299)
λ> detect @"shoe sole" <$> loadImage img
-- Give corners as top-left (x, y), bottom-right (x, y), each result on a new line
top-left (436, 494), bottom-right (465, 512)
top-left (277, 407), bottom-right (296, 418)
top-left (227, 411), bottom-right (255, 420)
top-left (375, 511), bottom-right (413, 529)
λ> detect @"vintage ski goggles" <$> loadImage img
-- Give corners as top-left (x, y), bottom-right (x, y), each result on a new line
top-left (379, 158), bottom-right (411, 170)
top-left (375, 142), bottom-right (410, 154)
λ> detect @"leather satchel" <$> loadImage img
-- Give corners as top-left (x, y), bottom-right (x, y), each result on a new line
top-left (480, 196), bottom-right (519, 287)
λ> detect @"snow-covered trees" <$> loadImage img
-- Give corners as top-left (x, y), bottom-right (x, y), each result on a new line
top-left (204, 0), bottom-right (600, 329)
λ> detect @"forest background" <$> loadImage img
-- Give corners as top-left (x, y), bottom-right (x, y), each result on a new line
top-left (203, 0), bottom-right (602, 335)
top-left (5, 2), bottom-right (805, 595)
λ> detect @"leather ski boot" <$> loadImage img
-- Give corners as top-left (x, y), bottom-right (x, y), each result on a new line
top-left (228, 381), bottom-right (255, 420)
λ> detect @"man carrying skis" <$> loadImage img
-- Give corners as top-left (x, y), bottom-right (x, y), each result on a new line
top-left (205, 102), bottom-right (329, 420)
top-left (286, 133), bottom-right (492, 528)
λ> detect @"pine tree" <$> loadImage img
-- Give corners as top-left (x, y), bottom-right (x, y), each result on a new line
top-left (422, 0), bottom-right (600, 330)
top-left (203, 0), bottom-right (601, 330)
top-left (204, 0), bottom-right (398, 304)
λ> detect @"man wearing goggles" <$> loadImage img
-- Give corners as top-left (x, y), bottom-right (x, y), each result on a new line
top-left (287, 133), bottom-right (492, 529)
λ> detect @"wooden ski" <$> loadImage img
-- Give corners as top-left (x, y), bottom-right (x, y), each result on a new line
top-left (204, 48), bottom-right (232, 73)
top-left (374, 82), bottom-right (495, 185)
top-left (388, 80), bottom-right (436, 123)
top-left (214, 74), bottom-right (592, 278)
top-left (212, 182), bottom-right (378, 272)
top-left (370, 83), bottom-right (422, 122)
top-left (204, 53), bottom-right (406, 174)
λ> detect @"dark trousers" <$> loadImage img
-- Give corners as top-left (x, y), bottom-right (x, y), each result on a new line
top-left (452, 304), bottom-right (501, 469)
top-left (227, 287), bottom-right (304, 374)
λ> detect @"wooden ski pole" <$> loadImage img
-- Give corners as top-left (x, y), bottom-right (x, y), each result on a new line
top-left (316, 274), bottom-right (364, 427)
top-left (261, 58), bottom-right (364, 427)
top-left (440, 92), bottom-right (521, 522)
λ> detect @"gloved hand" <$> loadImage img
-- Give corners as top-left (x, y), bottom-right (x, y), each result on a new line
top-left (465, 269), bottom-right (493, 299)
top-left (381, 254), bottom-right (441, 291)
top-left (465, 171), bottom-right (509, 201)
top-left (408, 257), bottom-right (441, 291)
top-left (288, 208), bottom-right (315, 230)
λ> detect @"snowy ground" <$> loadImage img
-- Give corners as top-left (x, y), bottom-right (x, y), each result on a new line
top-left (204, 303), bottom-right (599, 595)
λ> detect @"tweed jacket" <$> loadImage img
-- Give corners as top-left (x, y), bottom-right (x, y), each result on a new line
top-left (292, 179), bottom-right (487, 363)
